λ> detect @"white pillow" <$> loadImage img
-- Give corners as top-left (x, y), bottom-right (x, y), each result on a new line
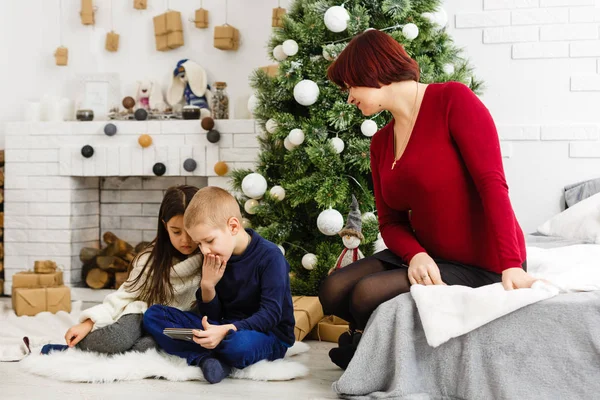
top-left (537, 191), bottom-right (600, 244)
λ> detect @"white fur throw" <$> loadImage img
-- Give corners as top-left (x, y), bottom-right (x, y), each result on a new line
top-left (1, 301), bottom-right (309, 382)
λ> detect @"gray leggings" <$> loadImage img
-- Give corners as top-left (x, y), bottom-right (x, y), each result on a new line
top-left (77, 314), bottom-right (157, 354)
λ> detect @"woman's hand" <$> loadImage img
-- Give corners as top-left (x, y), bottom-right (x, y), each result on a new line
top-left (64, 319), bottom-right (94, 347)
top-left (408, 252), bottom-right (446, 286)
top-left (502, 267), bottom-right (537, 290)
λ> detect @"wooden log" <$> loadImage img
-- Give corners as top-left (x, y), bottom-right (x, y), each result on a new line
top-left (0, 188), bottom-right (3, 203)
top-left (81, 260), bottom-right (95, 283)
top-left (0, 279), bottom-right (3, 296)
top-left (0, 243), bottom-right (4, 259)
top-left (96, 256), bottom-right (129, 272)
top-left (0, 212), bottom-right (3, 228)
top-left (0, 260), bottom-right (4, 273)
top-left (123, 251), bottom-right (136, 263)
top-left (114, 271), bottom-right (129, 289)
top-left (80, 247), bottom-right (100, 263)
top-left (134, 241), bottom-right (150, 253)
top-left (0, 168), bottom-right (4, 187)
top-left (86, 268), bottom-right (111, 289)
top-left (103, 232), bottom-right (134, 257)
top-left (0, 228), bottom-right (3, 241)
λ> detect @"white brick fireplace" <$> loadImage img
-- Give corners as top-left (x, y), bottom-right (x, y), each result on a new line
top-left (2, 120), bottom-right (260, 294)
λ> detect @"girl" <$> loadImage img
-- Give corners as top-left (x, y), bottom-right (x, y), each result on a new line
top-left (61, 185), bottom-right (202, 354)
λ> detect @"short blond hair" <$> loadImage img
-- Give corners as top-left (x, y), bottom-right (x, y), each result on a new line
top-left (184, 186), bottom-right (242, 230)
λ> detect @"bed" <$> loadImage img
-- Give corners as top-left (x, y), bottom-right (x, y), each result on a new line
top-left (332, 234), bottom-right (600, 399)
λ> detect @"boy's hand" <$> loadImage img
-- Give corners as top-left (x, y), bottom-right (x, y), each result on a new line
top-left (192, 316), bottom-right (236, 349)
top-left (64, 319), bottom-right (94, 347)
top-left (201, 254), bottom-right (226, 290)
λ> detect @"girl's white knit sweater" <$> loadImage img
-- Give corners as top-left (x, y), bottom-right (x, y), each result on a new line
top-left (78, 252), bottom-right (202, 330)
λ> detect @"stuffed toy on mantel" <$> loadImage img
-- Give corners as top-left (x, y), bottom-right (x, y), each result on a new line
top-left (167, 59), bottom-right (212, 118)
top-left (330, 195), bottom-right (365, 274)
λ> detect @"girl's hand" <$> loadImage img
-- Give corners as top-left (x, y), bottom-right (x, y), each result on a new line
top-left (64, 319), bottom-right (94, 347)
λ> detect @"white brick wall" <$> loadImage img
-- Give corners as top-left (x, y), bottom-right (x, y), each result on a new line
top-left (3, 120), bottom-right (260, 294)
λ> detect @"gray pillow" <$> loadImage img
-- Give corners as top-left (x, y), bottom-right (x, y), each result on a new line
top-left (564, 177), bottom-right (600, 208)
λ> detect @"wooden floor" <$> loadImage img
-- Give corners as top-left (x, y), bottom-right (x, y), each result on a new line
top-left (0, 296), bottom-right (343, 400)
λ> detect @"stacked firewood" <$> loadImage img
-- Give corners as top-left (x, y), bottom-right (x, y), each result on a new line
top-left (80, 232), bottom-right (149, 290)
top-left (0, 149), bottom-right (4, 295)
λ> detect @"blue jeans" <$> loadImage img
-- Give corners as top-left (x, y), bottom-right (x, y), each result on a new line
top-left (143, 305), bottom-right (288, 369)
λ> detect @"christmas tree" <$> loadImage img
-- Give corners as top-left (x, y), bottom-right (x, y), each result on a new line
top-left (231, 0), bottom-right (483, 296)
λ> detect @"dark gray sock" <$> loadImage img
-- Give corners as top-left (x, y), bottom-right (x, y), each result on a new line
top-left (131, 335), bottom-right (158, 353)
top-left (200, 357), bottom-right (232, 384)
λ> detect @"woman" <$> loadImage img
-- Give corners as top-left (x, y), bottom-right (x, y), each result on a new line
top-left (56, 185), bottom-right (203, 354)
top-left (319, 29), bottom-right (536, 369)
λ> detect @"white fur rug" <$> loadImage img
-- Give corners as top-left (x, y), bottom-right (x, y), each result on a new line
top-left (0, 301), bottom-right (310, 383)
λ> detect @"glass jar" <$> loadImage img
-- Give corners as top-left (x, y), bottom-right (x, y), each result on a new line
top-left (211, 81), bottom-right (229, 120)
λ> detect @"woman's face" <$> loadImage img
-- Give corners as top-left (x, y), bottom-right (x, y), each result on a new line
top-left (346, 85), bottom-right (383, 116)
top-left (165, 215), bottom-right (195, 255)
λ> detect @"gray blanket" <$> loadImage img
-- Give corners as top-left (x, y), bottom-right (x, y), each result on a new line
top-left (333, 290), bottom-right (600, 399)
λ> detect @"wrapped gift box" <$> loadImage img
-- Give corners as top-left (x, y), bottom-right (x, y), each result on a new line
top-left (259, 64), bottom-right (279, 77)
top-left (54, 47), bottom-right (68, 66)
top-left (308, 315), bottom-right (350, 343)
top-left (34, 260), bottom-right (57, 274)
top-left (12, 270), bottom-right (63, 290)
top-left (12, 286), bottom-right (71, 317)
top-left (293, 295), bottom-right (324, 341)
top-left (214, 25), bottom-right (240, 51)
top-left (134, 0), bottom-right (147, 10)
top-left (80, 0), bottom-right (95, 25)
top-left (153, 10), bottom-right (184, 51)
top-left (195, 8), bottom-right (209, 29)
top-left (105, 31), bottom-right (120, 52)
top-left (272, 7), bottom-right (286, 28)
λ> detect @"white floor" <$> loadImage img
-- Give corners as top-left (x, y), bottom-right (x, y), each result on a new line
top-left (0, 296), bottom-right (343, 400)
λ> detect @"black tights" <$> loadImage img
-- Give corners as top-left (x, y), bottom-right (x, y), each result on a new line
top-left (318, 253), bottom-right (513, 330)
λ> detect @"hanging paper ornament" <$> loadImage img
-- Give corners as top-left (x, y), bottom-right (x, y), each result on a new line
top-left (153, 162), bottom-right (166, 176)
top-left (302, 253), bottom-right (317, 270)
top-left (278, 245), bottom-right (285, 255)
top-left (293, 80), bottom-right (320, 106)
top-left (183, 158), bottom-right (197, 172)
top-left (241, 217), bottom-right (252, 228)
top-left (288, 128), bottom-right (305, 146)
top-left (282, 39), bottom-right (298, 56)
top-left (104, 123), bottom-right (117, 136)
top-left (324, 5), bottom-right (350, 33)
top-left (360, 120), bottom-right (378, 137)
top-left (273, 45), bottom-right (288, 61)
top-left (317, 208), bottom-right (344, 236)
top-left (265, 119), bottom-right (278, 133)
top-left (244, 199), bottom-right (259, 214)
top-left (402, 23), bottom-right (419, 41)
top-left (247, 94), bottom-right (258, 115)
top-left (214, 161), bottom-right (229, 176)
top-left (81, 145), bottom-right (94, 158)
top-left (442, 63), bottom-right (455, 75)
top-left (242, 172), bottom-right (268, 199)
top-left (362, 212), bottom-right (377, 222)
top-left (201, 116), bottom-right (215, 130)
top-left (134, 108), bottom-right (148, 120)
top-left (207, 129), bottom-right (221, 143)
top-left (138, 134), bottom-right (153, 148)
top-left (270, 185), bottom-right (286, 201)
top-left (283, 137), bottom-right (296, 151)
top-left (330, 137), bottom-right (345, 154)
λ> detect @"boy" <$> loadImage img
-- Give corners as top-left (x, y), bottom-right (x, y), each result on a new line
top-left (143, 186), bottom-right (295, 384)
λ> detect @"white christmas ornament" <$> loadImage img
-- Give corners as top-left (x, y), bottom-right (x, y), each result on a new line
top-left (278, 245), bottom-right (286, 255)
top-left (322, 46), bottom-right (334, 61)
top-left (360, 120), bottom-right (378, 137)
top-left (362, 212), bottom-right (377, 222)
top-left (402, 23), bottom-right (419, 40)
top-left (330, 137), bottom-right (345, 154)
top-left (288, 128), bottom-right (305, 145)
top-left (324, 5), bottom-right (350, 33)
top-left (244, 199), bottom-right (259, 215)
top-left (442, 63), bottom-right (455, 75)
top-left (293, 80), bottom-right (320, 106)
top-left (247, 95), bottom-right (258, 115)
top-left (317, 208), bottom-right (344, 236)
top-left (282, 39), bottom-right (299, 56)
top-left (284, 137), bottom-right (296, 151)
top-left (302, 253), bottom-right (318, 270)
top-left (270, 185), bottom-right (286, 201)
top-left (422, 8), bottom-right (448, 29)
top-left (241, 217), bottom-right (252, 228)
top-left (242, 172), bottom-right (268, 199)
top-left (265, 119), bottom-right (278, 133)
top-left (273, 45), bottom-right (288, 61)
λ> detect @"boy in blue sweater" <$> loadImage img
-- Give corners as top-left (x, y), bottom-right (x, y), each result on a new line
top-left (143, 186), bottom-right (295, 384)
